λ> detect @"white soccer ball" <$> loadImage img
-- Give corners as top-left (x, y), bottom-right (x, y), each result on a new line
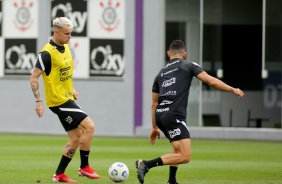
top-left (108, 162), bottom-right (129, 183)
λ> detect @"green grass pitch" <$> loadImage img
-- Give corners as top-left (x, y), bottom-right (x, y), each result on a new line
top-left (0, 133), bottom-right (282, 184)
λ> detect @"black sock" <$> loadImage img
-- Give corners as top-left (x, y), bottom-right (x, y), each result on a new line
top-left (168, 166), bottom-right (178, 183)
top-left (143, 157), bottom-right (163, 169)
top-left (80, 150), bottom-right (90, 169)
top-left (55, 155), bottom-right (71, 174)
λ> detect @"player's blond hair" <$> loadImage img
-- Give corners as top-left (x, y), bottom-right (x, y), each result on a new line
top-left (53, 17), bottom-right (73, 30)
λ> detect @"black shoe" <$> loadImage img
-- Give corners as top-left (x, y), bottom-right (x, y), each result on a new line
top-left (167, 182), bottom-right (178, 184)
top-left (135, 159), bottom-right (148, 184)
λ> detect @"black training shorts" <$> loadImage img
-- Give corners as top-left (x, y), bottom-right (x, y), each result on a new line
top-left (49, 100), bottom-right (88, 131)
top-left (156, 114), bottom-right (190, 142)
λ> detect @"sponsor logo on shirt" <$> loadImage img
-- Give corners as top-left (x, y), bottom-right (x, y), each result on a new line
top-left (161, 68), bottom-right (178, 77)
top-left (162, 77), bottom-right (176, 87)
top-left (60, 66), bottom-right (72, 82)
top-left (164, 60), bottom-right (179, 68)
top-left (160, 91), bottom-right (177, 96)
top-left (156, 107), bottom-right (169, 113)
top-left (160, 100), bottom-right (173, 106)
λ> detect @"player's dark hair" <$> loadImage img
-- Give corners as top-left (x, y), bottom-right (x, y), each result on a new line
top-left (169, 40), bottom-right (186, 53)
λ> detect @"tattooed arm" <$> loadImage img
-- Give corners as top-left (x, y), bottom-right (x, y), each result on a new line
top-left (30, 67), bottom-right (44, 117)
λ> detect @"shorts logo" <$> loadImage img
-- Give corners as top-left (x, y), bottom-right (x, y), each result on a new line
top-left (168, 128), bottom-right (181, 138)
top-left (65, 116), bottom-right (73, 124)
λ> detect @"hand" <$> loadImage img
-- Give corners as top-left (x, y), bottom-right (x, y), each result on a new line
top-left (149, 128), bottom-right (160, 145)
top-left (233, 88), bottom-right (245, 99)
top-left (35, 102), bottom-right (44, 117)
top-left (73, 90), bottom-right (78, 100)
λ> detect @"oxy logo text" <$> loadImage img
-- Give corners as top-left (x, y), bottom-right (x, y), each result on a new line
top-left (5, 44), bottom-right (36, 71)
top-left (90, 45), bottom-right (124, 75)
top-left (51, 3), bottom-right (87, 33)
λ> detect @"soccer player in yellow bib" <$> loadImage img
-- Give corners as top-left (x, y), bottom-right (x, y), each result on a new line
top-left (30, 17), bottom-right (100, 183)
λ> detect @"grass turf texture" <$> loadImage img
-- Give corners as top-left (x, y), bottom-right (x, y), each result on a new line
top-left (0, 133), bottom-right (281, 184)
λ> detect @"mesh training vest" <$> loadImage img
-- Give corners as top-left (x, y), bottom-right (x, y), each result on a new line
top-left (41, 43), bottom-right (74, 107)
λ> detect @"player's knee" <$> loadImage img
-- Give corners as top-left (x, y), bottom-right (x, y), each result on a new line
top-left (87, 121), bottom-right (95, 134)
top-left (70, 136), bottom-right (80, 145)
top-left (181, 153), bottom-right (191, 164)
top-left (81, 118), bottom-right (95, 134)
top-left (183, 156), bottom-right (191, 164)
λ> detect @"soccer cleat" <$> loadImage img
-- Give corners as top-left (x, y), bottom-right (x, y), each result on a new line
top-left (52, 173), bottom-right (77, 183)
top-left (78, 165), bottom-right (100, 179)
top-left (167, 182), bottom-right (179, 184)
top-left (135, 159), bottom-right (149, 184)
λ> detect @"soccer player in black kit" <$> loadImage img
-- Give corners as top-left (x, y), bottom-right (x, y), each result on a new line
top-left (136, 40), bottom-right (245, 184)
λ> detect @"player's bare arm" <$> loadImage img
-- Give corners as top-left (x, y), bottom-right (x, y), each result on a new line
top-left (150, 92), bottom-right (160, 144)
top-left (197, 71), bottom-right (245, 98)
top-left (73, 89), bottom-right (78, 100)
top-left (30, 67), bottom-right (44, 117)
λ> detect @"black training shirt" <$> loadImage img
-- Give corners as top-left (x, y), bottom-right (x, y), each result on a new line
top-left (152, 58), bottom-right (204, 118)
